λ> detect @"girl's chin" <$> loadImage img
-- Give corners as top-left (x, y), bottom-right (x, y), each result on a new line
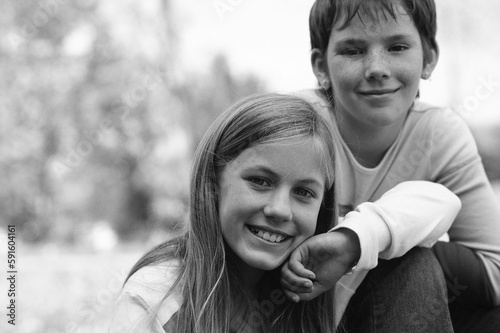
top-left (243, 253), bottom-right (289, 271)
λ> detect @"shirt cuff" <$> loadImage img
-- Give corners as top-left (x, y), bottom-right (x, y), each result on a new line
top-left (329, 203), bottom-right (391, 271)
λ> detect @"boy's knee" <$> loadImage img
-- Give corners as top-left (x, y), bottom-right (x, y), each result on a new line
top-left (400, 247), bottom-right (447, 291)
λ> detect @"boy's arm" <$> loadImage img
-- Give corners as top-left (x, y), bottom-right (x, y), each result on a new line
top-left (281, 181), bottom-right (461, 301)
top-left (334, 181), bottom-right (461, 271)
top-left (432, 160), bottom-right (500, 307)
top-left (430, 109), bottom-right (500, 306)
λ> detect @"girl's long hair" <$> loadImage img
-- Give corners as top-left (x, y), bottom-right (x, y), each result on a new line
top-left (127, 93), bottom-right (337, 332)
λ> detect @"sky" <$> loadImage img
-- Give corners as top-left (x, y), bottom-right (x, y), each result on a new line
top-left (174, 0), bottom-right (500, 126)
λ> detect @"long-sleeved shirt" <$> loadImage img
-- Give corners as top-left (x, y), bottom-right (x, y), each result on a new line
top-left (298, 89), bottom-right (500, 325)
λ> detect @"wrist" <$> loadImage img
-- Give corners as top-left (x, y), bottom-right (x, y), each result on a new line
top-left (330, 228), bottom-right (361, 271)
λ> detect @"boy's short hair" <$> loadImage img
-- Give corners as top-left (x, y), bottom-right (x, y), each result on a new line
top-left (309, 0), bottom-right (438, 64)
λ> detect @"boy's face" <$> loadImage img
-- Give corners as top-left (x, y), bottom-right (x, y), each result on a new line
top-left (318, 5), bottom-right (432, 132)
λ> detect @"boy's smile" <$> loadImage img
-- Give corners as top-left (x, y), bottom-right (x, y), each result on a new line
top-left (316, 4), bottom-right (433, 144)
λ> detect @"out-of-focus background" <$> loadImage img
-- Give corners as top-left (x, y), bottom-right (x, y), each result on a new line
top-left (0, 0), bottom-right (499, 332)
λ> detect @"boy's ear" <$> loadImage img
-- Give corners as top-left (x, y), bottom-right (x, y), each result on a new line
top-left (311, 48), bottom-right (330, 88)
top-left (422, 48), bottom-right (439, 80)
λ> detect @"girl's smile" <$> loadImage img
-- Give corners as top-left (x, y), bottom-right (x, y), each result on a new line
top-left (218, 138), bottom-right (328, 272)
top-left (247, 224), bottom-right (292, 243)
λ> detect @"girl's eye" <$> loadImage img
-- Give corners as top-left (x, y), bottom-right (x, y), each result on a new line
top-left (390, 44), bottom-right (409, 52)
top-left (249, 177), bottom-right (270, 187)
top-left (295, 188), bottom-right (315, 199)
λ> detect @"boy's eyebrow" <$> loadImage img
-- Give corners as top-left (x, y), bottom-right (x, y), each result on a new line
top-left (334, 38), bottom-right (366, 46)
top-left (334, 33), bottom-right (416, 45)
top-left (385, 33), bottom-right (416, 42)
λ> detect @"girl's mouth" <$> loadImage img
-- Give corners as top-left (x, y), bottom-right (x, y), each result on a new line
top-left (247, 225), bottom-right (292, 243)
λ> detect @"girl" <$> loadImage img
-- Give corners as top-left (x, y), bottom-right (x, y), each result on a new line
top-left (109, 93), bottom-right (459, 332)
top-left (110, 93), bottom-right (338, 332)
top-left (284, 0), bottom-right (500, 331)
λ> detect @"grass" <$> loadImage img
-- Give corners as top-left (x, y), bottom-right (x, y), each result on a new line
top-left (2, 244), bottom-right (144, 333)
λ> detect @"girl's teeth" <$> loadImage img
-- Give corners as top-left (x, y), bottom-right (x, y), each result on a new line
top-left (251, 227), bottom-right (287, 243)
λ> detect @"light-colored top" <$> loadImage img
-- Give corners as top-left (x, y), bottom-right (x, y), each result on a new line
top-left (297, 89), bottom-right (500, 324)
top-left (109, 260), bottom-right (182, 333)
top-left (109, 181), bottom-right (461, 331)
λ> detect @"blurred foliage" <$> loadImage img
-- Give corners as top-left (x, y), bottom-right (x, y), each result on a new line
top-left (0, 0), bottom-right (265, 245)
top-left (2, 0), bottom-right (498, 247)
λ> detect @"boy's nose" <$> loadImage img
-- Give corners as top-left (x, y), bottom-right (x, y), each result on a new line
top-left (263, 189), bottom-right (293, 222)
top-left (365, 51), bottom-right (390, 80)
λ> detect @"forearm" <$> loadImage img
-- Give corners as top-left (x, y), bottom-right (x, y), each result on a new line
top-left (333, 181), bottom-right (461, 271)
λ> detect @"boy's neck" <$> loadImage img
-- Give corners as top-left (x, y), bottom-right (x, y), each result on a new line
top-left (336, 114), bottom-right (405, 168)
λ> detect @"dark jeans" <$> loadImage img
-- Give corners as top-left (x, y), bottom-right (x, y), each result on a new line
top-left (432, 241), bottom-right (500, 333)
top-left (449, 300), bottom-right (500, 333)
top-left (340, 247), bottom-right (453, 333)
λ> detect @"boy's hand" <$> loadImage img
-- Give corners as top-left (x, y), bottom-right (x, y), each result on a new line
top-left (281, 228), bottom-right (360, 302)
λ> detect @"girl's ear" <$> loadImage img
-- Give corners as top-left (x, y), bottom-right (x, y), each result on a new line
top-left (422, 48), bottom-right (439, 80)
top-left (311, 49), bottom-right (331, 89)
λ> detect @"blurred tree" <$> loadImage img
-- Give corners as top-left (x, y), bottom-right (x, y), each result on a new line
top-left (0, 0), bottom-right (265, 244)
top-left (177, 54), bottom-right (266, 150)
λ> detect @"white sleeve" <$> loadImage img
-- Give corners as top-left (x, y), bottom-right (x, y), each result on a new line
top-left (330, 181), bottom-right (461, 271)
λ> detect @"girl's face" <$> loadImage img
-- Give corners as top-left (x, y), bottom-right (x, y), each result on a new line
top-left (218, 138), bottom-right (328, 272)
top-left (321, 5), bottom-right (432, 131)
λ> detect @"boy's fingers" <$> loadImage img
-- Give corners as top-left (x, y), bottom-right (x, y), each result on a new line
top-left (283, 289), bottom-right (300, 303)
top-left (281, 276), bottom-right (302, 292)
top-left (281, 266), bottom-right (314, 287)
top-left (288, 256), bottom-right (316, 280)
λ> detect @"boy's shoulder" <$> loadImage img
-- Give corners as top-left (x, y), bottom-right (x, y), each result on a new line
top-left (293, 89), bottom-right (335, 125)
top-left (409, 100), bottom-right (468, 129)
top-left (294, 88), bottom-right (330, 108)
top-left (411, 99), bottom-right (444, 114)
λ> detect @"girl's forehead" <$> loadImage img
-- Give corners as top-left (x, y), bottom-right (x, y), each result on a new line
top-left (240, 137), bottom-right (333, 185)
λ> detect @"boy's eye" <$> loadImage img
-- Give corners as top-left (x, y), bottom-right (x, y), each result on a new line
top-left (341, 48), bottom-right (362, 56)
top-left (389, 44), bottom-right (409, 52)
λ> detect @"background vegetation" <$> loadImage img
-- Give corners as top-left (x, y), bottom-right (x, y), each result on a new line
top-left (0, 0), bottom-right (499, 332)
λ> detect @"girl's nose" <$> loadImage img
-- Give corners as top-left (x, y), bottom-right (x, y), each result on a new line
top-left (263, 189), bottom-right (293, 222)
top-left (365, 51), bottom-right (390, 80)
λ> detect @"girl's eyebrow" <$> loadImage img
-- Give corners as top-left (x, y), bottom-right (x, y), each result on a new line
top-left (245, 165), bottom-right (324, 188)
top-left (296, 178), bottom-right (324, 190)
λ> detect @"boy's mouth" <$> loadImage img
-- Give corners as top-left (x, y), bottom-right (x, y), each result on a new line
top-left (247, 225), bottom-right (292, 243)
top-left (359, 88), bottom-right (400, 96)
